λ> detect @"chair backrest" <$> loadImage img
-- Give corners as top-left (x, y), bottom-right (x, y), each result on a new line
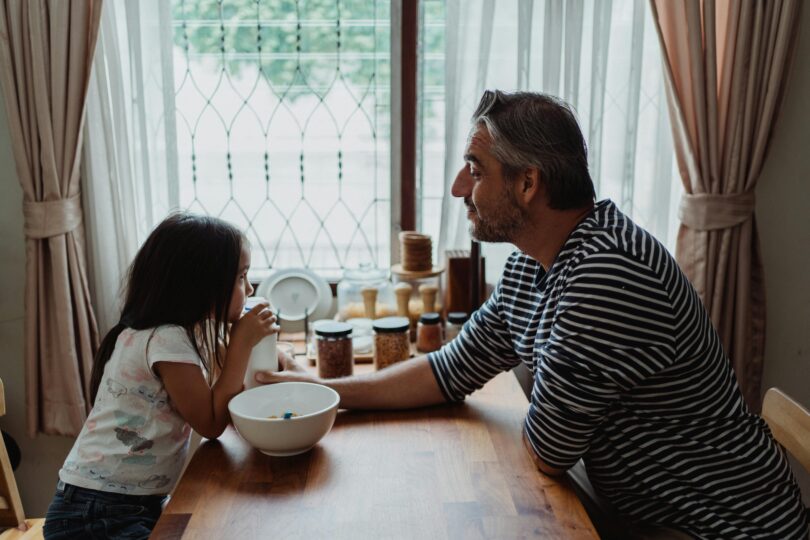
top-left (762, 387), bottom-right (810, 473)
top-left (0, 378), bottom-right (27, 528)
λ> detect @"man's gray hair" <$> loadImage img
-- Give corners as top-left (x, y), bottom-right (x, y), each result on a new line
top-left (471, 90), bottom-right (595, 210)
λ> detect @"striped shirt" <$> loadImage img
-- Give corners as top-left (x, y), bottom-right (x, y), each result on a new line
top-left (429, 200), bottom-right (808, 539)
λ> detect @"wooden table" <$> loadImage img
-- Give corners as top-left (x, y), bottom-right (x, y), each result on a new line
top-left (152, 367), bottom-right (597, 539)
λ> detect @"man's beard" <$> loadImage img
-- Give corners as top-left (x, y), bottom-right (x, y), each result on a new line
top-left (466, 189), bottom-right (527, 243)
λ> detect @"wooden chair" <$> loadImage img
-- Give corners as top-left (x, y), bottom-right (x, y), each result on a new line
top-left (762, 387), bottom-right (810, 473)
top-left (0, 379), bottom-right (44, 539)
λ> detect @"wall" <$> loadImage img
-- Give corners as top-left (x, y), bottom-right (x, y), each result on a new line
top-left (1, 7), bottom-right (809, 517)
top-left (757, 2), bottom-right (810, 502)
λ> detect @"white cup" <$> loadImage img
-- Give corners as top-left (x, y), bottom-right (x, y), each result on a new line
top-left (243, 297), bottom-right (278, 389)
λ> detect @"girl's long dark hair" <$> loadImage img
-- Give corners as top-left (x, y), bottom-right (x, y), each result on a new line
top-left (89, 213), bottom-right (245, 402)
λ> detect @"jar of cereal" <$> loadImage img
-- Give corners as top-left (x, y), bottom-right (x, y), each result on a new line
top-left (372, 316), bottom-right (411, 370)
top-left (315, 321), bottom-right (353, 379)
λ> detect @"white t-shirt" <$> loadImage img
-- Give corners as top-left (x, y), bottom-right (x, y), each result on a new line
top-left (59, 325), bottom-right (204, 495)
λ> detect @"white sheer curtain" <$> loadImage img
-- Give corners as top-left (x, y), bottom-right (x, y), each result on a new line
top-left (83, 0), bottom-right (179, 331)
top-left (439, 0), bottom-right (681, 270)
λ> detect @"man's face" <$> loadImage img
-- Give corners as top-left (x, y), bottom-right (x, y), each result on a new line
top-left (451, 125), bottom-right (527, 243)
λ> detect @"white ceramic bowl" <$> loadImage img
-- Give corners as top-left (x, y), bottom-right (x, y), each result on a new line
top-left (228, 382), bottom-right (340, 456)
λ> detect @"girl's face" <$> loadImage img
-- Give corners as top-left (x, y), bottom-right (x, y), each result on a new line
top-left (228, 243), bottom-right (253, 323)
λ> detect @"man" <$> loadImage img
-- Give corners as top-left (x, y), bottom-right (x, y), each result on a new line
top-left (261, 90), bottom-right (809, 539)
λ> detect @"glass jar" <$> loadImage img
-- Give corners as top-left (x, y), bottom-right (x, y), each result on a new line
top-left (416, 312), bottom-right (443, 353)
top-left (372, 316), bottom-right (411, 370)
top-left (315, 321), bottom-right (353, 379)
top-left (337, 264), bottom-right (397, 320)
top-left (444, 312), bottom-right (468, 343)
top-left (307, 319), bottom-right (333, 366)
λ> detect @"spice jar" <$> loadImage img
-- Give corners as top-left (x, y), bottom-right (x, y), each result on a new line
top-left (416, 312), bottom-right (443, 353)
top-left (316, 321), bottom-right (353, 379)
top-left (372, 316), bottom-right (411, 370)
top-left (444, 312), bottom-right (468, 343)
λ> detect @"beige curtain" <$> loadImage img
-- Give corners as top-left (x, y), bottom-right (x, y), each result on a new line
top-left (0, 0), bottom-right (102, 435)
top-left (650, 0), bottom-right (801, 410)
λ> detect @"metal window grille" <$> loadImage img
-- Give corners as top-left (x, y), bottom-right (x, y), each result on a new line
top-left (172, 0), bottom-right (392, 280)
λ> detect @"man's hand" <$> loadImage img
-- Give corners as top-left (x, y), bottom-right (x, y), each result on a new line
top-left (255, 353), bottom-right (316, 385)
top-left (522, 428), bottom-right (565, 476)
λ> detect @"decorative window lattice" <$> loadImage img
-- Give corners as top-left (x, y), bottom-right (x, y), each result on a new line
top-left (172, 0), bottom-right (392, 280)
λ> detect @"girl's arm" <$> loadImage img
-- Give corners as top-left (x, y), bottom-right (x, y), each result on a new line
top-left (155, 304), bottom-right (277, 439)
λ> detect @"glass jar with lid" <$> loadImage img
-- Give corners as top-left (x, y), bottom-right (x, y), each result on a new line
top-left (315, 321), bottom-right (353, 379)
top-left (416, 312), bottom-right (443, 353)
top-left (307, 319), bottom-right (333, 366)
top-left (444, 312), bottom-right (468, 344)
top-left (372, 316), bottom-right (411, 370)
top-left (337, 263), bottom-right (397, 321)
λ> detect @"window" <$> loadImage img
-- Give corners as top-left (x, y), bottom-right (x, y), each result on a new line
top-left (168, 0), bottom-right (675, 282)
top-left (172, 0), bottom-right (396, 280)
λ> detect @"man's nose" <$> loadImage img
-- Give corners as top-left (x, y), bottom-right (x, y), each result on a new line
top-left (451, 166), bottom-right (472, 198)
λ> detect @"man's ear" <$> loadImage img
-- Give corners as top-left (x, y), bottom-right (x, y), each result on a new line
top-left (515, 167), bottom-right (541, 205)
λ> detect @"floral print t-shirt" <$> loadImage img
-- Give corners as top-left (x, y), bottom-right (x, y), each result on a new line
top-left (59, 325), bottom-right (203, 495)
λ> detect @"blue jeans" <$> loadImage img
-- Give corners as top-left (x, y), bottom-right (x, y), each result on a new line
top-left (43, 481), bottom-right (167, 540)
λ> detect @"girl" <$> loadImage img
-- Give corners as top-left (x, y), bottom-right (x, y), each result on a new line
top-left (43, 213), bottom-right (278, 539)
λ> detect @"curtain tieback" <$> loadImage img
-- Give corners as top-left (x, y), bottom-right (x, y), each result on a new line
top-left (678, 191), bottom-right (755, 231)
top-left (23, 194), bottom-right (83, 239)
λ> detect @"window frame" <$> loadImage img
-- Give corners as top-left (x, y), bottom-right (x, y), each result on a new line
top-left (391, 0), bottom-right (419, 268)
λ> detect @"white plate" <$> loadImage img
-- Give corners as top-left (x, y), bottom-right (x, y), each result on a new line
top-left (256, 268), bottom-right (332, 322)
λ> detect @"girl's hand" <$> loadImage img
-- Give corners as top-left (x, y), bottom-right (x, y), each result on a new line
top-left (230, 302), bottom-right (278, 349)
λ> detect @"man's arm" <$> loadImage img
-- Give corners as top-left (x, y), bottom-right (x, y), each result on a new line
top-left (522, 428), bottom-right (565, 476)
top-left (259, 257), bottom-right (525, 410)
top-left (256, 354), bottom-right (447, 410)
top-left (524, 250), bottom-right (677, 472)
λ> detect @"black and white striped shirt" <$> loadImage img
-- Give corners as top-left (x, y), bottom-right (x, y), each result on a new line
top-left (429, 200), bottom-right (808, 539)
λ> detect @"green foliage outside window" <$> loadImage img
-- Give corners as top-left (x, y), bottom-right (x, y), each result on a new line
top-left (173, 0), bottom-right (392, 99)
